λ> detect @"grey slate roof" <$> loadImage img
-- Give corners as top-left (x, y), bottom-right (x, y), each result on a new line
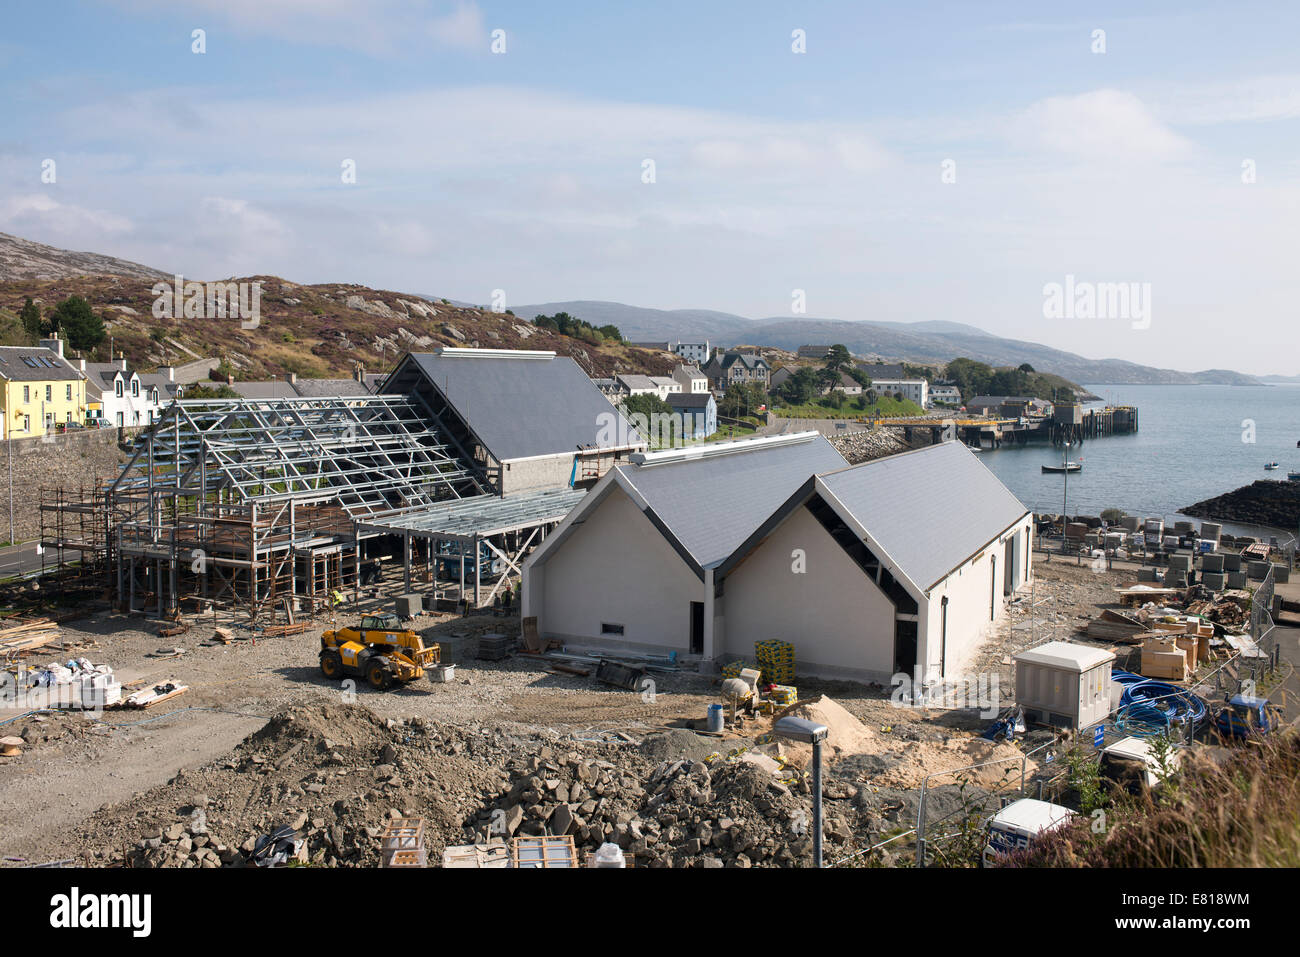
top-left (619, 434), bottom-right (847, 569)
top-left (666, 392), bottom-right (714, 410)
top-left (817, 441), bottom-right (1029, 590)
top-left (230, 380), bottom-right (298, 400)
top-left (291, 378), bottom-right (371, 398)
top-left (403, 352), bottom-right (641, 461)
top-left (0, 347), bottom-right (82, 382)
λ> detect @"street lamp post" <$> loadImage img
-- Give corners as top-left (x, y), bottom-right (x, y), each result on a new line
top-left (775, 717), bottom-right (829, 867)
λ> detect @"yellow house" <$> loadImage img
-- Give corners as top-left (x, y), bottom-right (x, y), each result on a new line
top-left (0, 335), bottom-right (88, 439)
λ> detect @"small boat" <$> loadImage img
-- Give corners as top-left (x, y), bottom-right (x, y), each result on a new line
top-left (1265, 462), bottom-right (1280, 470)
top-left (1042, 462), bottom-right (1082, 474)
top-left (1289, 471), bottom-right (1300, 482)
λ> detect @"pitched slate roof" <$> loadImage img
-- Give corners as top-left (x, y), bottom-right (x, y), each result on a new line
top-left (0, 347), bottom-right (82, 382)
top-left (618, 433), bottom-right (847, 569)
top-left (401, 350), bottom-right (642, 461)
top-left (291, 378), bottom-right (371, 398)
top-left (666, 392), bottom-right (714, 409)
top-left (816, 441), bottom-right (1029, 590)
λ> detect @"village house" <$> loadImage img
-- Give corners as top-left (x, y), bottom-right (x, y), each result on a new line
top-left (702, 350), bottom-right (771, 390)
top-left (0, 336), bottom-right (87, 438)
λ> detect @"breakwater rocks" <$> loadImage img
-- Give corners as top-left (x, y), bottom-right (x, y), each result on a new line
top-left (829, 428), bottom-right (910, 464)
top-left (1184, 480), bottom-right (1300, 530)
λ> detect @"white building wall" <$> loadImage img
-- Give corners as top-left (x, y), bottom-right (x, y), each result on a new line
top-left (723, 506), bottom-right (898, 681)
top-left (531, 487), bottom-right (701, 653)
top-left (919, 515), bottom-right (1033, 680)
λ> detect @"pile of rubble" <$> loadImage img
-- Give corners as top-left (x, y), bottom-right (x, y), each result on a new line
top-left (829, 428), bottom-right (910, 465)
top-left (468, 740), bottom-right (846, 867)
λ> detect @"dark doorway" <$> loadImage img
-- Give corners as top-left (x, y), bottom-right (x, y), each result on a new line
top-left (894, 619), bottom-right (918, 677)
top-left (1004, 536), bottom-right (1016, 595)
top-left (689, 601), bottom-right (704, 655)
top-left (990, 556), bottom-right (997, 620)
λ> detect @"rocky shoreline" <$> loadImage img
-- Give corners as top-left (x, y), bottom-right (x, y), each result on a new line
top-left (1184, 480), bottom-right (1300, 531)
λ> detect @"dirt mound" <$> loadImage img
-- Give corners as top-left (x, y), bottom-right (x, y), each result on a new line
top-left (780, 695), bottom-right (877, 766)
top-left (638, 729), bottom-right (719, 764)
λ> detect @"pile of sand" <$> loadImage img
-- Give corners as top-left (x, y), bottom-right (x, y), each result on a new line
top-left (774, 695), bottom-right (1035, 789)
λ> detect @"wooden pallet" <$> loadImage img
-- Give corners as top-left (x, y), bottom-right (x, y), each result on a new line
top-left (510, 835), bottom-right (578, 869)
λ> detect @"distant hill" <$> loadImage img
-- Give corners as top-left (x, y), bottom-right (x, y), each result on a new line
top-left (0, 231), bottom-right (169, 282)
top-left (513, 300), bottom-right (1263, 386)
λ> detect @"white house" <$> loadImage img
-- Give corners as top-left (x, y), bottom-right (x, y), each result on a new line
top-left (671, 341), bottom-right (711, 365)
top-left (81, 358), bottom-right (173, 427)
top-left (672, 364), bottom-right (709, 394)
top-left (867, 378), bottom-right (929, 408)
top-left (523, 437), bottom-right (1031, 684)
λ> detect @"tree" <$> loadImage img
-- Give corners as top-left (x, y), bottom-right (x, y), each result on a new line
top-left (823, 344), bottom-right (852, 374)
top-left (597, 324), bottom-right (623, 342)
top-left (620, 392), bottom-right (673, 421)
top-left (182, 383), bottom-right (239, 399)
top-left (944, 357), bottom-right (994, 401)
top-left (719, 381), bottom-right (766, 418)
top-left (777, 366), bottom-right (819, 405)
top-left (1018, 363), bottom-right (1035, 373)
top-left (19, 298), bottom-right (42, 341)
top-left (48, 296), bottom-right (106, 352)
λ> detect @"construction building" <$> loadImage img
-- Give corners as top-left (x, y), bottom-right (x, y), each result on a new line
top-left (41, 348), bottom-right (644, 620)
top-left (522, 436), bottom-right (1031, 683)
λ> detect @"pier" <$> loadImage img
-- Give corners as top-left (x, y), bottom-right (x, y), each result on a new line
top-left (870, 403), bottom-right (1139, 449)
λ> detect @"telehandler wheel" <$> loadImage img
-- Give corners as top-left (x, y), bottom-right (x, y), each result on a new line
top-left (366, 660), bottom-right (392, 690)
top-left (320, 650), bottom-right (343, 679)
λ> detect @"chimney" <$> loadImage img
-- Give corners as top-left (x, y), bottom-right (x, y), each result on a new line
top-left (286, 372), bottom-right (297, 385)
top-left (39, 332), bottom-right (64, 358)
top-left (355, 363), bottom-right (365, 383)
top-left (120, 354), bottom-right (128, 371)
top-left (226, 374), bottom-right (234, 385)
top-left (164, 366), bottom-right (175, 382)
top-left (78, 358), bottom-right (86, 372)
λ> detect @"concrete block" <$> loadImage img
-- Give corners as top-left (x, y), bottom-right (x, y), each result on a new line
top-left (1201, 553), bottom-right (1225, 573)
top-left (1227, 570), bottom-right (1248, 589)
top-left (1199, 522), bottom-right (1222, 543)
top-left (1137, 567), bottom-right (1159, 582)
top-left (1120, 516), bottom-right (1140, 532)
top-left (395, 594), bottom-right (423, 618)
top-left (1272, 563), bottom-right (1290, 584)
top-left (1163, 569), bottom-right (1187, 587)
top-left (1222, 553), bottom-right (1242, 572)
top-left (1248, 561), bottom-right (1270, 581)
top-left (1201, 571), bottom-right (1226, 591)
top-left (1168, 553), bottom-right (1193, 572)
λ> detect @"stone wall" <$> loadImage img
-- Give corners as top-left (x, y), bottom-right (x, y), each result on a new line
top-left (0, 428), bottom-right (135, 542)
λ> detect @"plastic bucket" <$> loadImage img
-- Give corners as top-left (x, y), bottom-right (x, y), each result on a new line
top-left (706, 703), bottom-right (724, 733)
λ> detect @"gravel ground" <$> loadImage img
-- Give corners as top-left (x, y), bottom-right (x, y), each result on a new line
top-left (0, 559), bottom-right (1128, 867)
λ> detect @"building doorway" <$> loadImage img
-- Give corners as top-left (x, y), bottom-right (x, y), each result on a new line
top-left (893, 619), bottom-right (917, 677)
top-left (689, 601), bottom-right (704, 655)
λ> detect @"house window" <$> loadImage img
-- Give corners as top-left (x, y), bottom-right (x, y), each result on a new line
top-left (116, 412), bottom-right (123, 426)
top-left (131, 380), bottom-right (139, 397)
top-left (600, 623), bottom-right (625, 636)
top-left (23, 386), bottom-right (29, 403)
top-left (22, 415), bottom-right (29, 432)
top-left (66, 384), bottom-right (72, 401)
top-left (45, 385), bottom-right (52, 402)
top-left (151, 389), bottom-right (158, 403)
top-left (115, 380), bottom-right (123, 398)
top-left (65, 411), bottom-right (71, 423)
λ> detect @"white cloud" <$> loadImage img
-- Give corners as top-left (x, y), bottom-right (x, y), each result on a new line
top-left (0, 193), bottom-right (133, 236)
top-left (1014, 89), bottom-right (1193, 161)
top-left (103, 0), bottom-right (486, 56)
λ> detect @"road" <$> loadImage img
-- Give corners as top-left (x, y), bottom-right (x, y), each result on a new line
top-left (0, 542), bottom-right (45, 579)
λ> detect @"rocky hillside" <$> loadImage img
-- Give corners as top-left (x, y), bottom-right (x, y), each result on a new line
top-left (0, 274), bottom-right (676, 382)
top-left (0, 232), bottom-right (168, 282)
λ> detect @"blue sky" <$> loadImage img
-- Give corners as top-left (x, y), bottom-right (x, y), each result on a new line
top-left (2, 1), bottom-right (1299, 373)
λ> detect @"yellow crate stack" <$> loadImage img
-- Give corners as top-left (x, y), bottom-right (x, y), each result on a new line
top-left (755, 639), bottom-right (796, 685)
top-left (721, 660), bottom-right (751, 680)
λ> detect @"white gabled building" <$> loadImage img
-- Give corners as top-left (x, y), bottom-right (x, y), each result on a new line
top-left (523, 437), bottom-right (1031, 684)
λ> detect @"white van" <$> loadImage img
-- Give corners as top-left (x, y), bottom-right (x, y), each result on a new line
top-left (983, 798), bottom-right (1076, 865)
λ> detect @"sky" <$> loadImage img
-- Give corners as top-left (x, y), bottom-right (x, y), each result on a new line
top-left (2, 1), bottom-right (1299, 374)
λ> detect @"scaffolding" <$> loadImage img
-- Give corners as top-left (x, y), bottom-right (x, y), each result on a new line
top-left (41, 392), bottom-right (583, 620)
top-left (102, 394), bottom-right (489, 619)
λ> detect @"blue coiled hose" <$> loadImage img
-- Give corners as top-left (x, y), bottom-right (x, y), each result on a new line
top-left (1110, 669), bottom-right (1207, 735)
